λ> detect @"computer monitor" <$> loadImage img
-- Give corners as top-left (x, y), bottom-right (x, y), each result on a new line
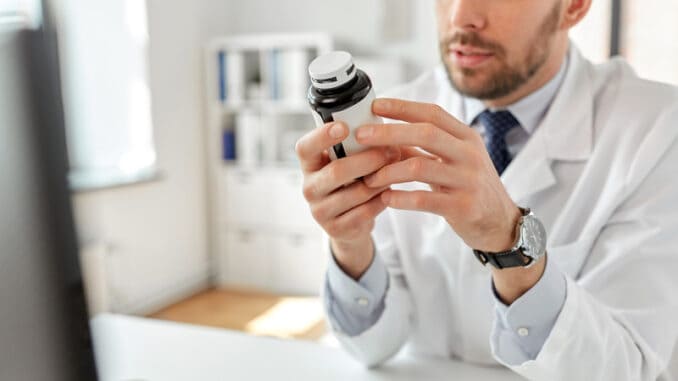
top-left (0, 11), bottom-right (98, 381)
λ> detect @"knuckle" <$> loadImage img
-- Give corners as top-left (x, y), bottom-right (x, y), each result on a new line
top-left (310, 203), bottom-right (327, 222)
top-left (430, 104), bottom-right (445, 122)
top-left (408, 157), bottom-right (426, 176)
top-left (357, 182), bottom-right (375, 200)
top-left (325, 162), bottom-right (342, 182)
top-left (420, 124), bottom-right (437, 143)
top-left (294, 138), bottom-right (305, 157)
top-left (302, 181), bottom-right (317, 201)
top-left (412, 193), bottom-right (428, 209)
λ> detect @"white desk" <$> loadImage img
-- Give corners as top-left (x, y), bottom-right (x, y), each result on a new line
top-left (91, 314), bottom-right (524, 381)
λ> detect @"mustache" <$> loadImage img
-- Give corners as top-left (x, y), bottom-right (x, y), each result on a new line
top-left (441, 32), bottom-right (505, 55)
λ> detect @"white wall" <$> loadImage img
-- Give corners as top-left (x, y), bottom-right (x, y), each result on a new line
top-left (73, 0), bottom-right (232, 315)
top-left (221, 0), bottom-right (439, 79)
top-left (622, 0), bottom-right (678, 85)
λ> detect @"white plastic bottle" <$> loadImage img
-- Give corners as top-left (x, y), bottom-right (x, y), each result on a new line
top-left (307, 51), bottom-right (382, 160)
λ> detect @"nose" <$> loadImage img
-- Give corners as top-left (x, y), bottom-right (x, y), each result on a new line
top-left (441, 0), bottom-right (487, 32)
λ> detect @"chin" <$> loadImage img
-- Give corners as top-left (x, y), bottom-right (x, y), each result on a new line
top-left (450, 70), bottom-right (489, 96)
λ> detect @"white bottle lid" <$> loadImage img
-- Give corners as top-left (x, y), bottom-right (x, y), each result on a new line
top-left (308, 51), bottom-right (357, 90)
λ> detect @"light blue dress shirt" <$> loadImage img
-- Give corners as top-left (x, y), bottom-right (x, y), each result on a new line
top-left (324, 58), bottom-right (570, 361)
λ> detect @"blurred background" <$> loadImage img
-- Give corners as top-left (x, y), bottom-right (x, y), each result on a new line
top-left (3, 0), bottom-right (677, 344)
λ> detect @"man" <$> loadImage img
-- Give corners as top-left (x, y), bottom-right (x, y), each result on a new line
top-left (295, 0), bottom-right (678, 379)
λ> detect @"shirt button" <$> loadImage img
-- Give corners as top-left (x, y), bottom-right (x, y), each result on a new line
top-left (356, 297), bottom-right (369, 307)
top-left (517, 327), bottom-right (529, 337)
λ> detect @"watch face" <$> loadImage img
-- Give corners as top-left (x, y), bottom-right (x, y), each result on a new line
top-left (521, 214), bottom-right (547, 259)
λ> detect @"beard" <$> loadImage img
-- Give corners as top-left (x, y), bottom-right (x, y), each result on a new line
top-left (440, 3), bottom-right (562, 100)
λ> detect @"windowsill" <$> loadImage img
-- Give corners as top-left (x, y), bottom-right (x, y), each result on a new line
top-left (69, 166), bottom-right (163, 193)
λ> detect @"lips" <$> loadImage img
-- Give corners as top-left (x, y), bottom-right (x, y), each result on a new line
top-left (448, 45), bottom-right (494, 68)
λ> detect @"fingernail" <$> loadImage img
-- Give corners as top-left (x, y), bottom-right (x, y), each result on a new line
top-left (356, 126), bottom-right (373, 140)
top-left (329, 123), bottom-right (346, 139)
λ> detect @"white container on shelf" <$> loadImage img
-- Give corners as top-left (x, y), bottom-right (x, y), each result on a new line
top-left (235, 109), bottom-right (261, 166)
top-left (225, 50), bottom-right (245, 104)
top-left (280, 48), bottom-right (310, 102)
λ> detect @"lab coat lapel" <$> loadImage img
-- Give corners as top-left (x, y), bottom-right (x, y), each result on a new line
top-left (501, 46), bottom-right (594, 206)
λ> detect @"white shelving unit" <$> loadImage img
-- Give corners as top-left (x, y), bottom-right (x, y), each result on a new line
top-left (204, 33), bottom-right (333, 295)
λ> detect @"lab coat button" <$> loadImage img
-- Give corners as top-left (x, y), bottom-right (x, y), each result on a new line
top-left (517, 327), bottom-right (529, 337)
top-left (356, 297), bottom-right (369, 306)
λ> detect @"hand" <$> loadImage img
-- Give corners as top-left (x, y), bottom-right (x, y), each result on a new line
top-left (356, 98), bottom-right (521, 253)
top-left (357, 98), bottom-right (545, 304)
top-left (295, 121), bottom-right (400, 279)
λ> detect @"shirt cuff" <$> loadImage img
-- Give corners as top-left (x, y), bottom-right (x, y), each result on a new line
top-left (491, 255), bottom-right (567, 365)
top-left (324, 247), bottom-right (389, 336)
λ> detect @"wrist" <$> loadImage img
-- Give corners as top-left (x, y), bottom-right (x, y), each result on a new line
top-left (476, 206), bottom-right (522, 253)
top-left (330, 235), bottom-right (374, 280)
top-left (491, 255), bottom-right (546, 305)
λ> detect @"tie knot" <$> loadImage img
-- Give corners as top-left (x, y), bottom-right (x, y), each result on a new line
top-left (477, 110), bottom-right (520, 138)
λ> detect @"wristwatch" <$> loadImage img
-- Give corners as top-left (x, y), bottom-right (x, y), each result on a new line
top-left (473, 207), bottom-right (547, 269)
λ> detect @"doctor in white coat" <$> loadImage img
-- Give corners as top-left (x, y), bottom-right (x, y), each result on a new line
top-left (295, 0), bottom-right (678, 379)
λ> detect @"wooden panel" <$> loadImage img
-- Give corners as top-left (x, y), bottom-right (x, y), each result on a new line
top-left (148, 288), bottom-right (327, 341)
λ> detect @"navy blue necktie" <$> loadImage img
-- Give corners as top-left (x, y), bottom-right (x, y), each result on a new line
top-left (477, 110), bottom-right (520, 175)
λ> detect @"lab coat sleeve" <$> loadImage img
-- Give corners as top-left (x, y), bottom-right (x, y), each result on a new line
top-left (491, 122), bottom-right (678, 380)
top-left (321, 210), bottom-right (413, 367)
top-left (491, 256), bottom-right (567, 364)
top-left (324, 248), bottom-right (389, 336)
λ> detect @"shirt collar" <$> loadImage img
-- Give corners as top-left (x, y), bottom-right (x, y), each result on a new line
top-left (463, 55), bottom-right (569, 135)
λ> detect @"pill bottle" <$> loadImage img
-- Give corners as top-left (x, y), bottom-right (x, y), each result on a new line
top-left (308, 51), bottom-right (382, 160)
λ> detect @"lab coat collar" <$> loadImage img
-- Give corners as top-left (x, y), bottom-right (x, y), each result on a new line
top-left (500, 44), bottom-right (594, 205)
top-left (539, 44), bottom-right (594, 162)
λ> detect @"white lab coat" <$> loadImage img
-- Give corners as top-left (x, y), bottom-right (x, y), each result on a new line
top-left (326, 46), bottom-right (678, 380)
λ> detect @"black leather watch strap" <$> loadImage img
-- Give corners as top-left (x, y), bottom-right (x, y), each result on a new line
top-left (473, 248), bottom-right (532, 269)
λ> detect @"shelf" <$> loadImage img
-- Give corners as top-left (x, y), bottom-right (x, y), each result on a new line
top-left (218, 100), bottom-right (310, 114)
top-left (220, 161), bottom-right (301, 171)
top-left (205, 33), bottom-right (332, 293)
top-left (207, 33), bottom-right (332, 53)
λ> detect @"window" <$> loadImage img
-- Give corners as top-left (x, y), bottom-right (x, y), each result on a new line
top-left (621, 0), bottom-right (678, 84)
top-left (0, 0), bottom-right (41, 27)
top-left (570, 0), bottom-right (613, 63)
top-left (55, 0), bottom-right (158, 190)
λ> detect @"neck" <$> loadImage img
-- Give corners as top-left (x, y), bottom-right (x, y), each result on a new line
top-left (484, 40), bottom-right (569, 109)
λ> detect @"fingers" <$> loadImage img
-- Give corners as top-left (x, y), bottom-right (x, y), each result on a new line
top-left (371, 98), bottom-right (472, 140)
top-left (381, 189), bottom-right (452, 216)
top-left (355, 123), bottom-right (463, 162)
top-left (311, 181), bottom-right (389, 222)
top-left (399, 146), bottom-right (441, 161)
top-left (295, 122), bottom-right (349, 173)
top-left (325, 195), bottom-right (387, 238)
top-left (363, 157), bottom-right (467, 189)
top-left (303, 147), bottom-right (400, 200)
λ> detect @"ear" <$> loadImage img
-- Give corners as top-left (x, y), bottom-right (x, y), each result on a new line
top-left (560, 0), bottom-right (592, 29)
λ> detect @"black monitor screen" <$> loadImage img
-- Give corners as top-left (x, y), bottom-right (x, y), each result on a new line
top-left (0, 15), bottom-right (97, 381)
